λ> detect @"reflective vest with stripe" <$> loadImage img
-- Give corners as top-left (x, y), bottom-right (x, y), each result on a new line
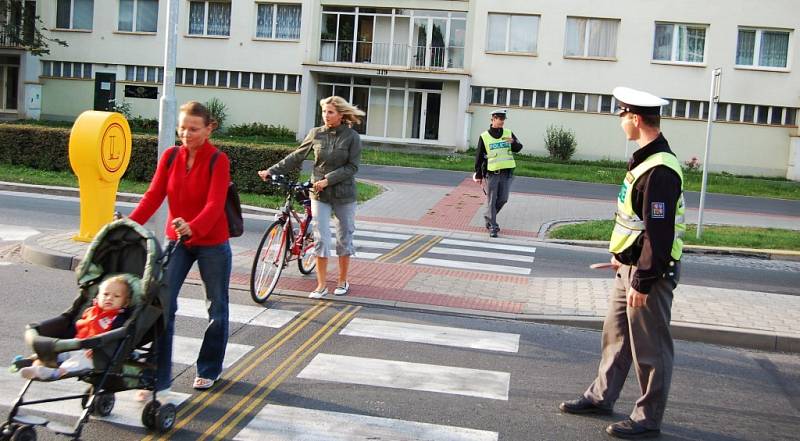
top-left (608, 152), bottom-right (686, 261)
top-left (481, 129), bottom-right (516, 171)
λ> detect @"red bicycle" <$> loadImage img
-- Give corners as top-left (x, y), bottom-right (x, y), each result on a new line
top-left (250, 176), bottom-right (316, 304)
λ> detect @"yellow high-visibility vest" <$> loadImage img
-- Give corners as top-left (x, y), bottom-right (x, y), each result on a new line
top-left (608, 152), bottom-right (686, 260)
top-left (481, 129), bottom-right (516, 171)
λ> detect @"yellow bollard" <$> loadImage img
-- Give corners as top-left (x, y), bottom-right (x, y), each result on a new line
top-left (68, 111), bottom-right (132, 242)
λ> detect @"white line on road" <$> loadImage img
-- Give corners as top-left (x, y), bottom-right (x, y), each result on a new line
top-left (171, 336), bottom-right (252, 369)
top-left (0, 225), bottom-right (40, 241)
top-left (177, 298), bottom-right (298, 328)
top-left (427, 246), bottom-right (534, 263)
top-left (439, 238), bottom-right (536, 254)
top-left (353, 239), bottom-right (397, 249)
top-left (297, 354), bottom-right (510, 400)
top-left (232, 404), bottom-right (498, 441)
top-left (414, 257), bottom-right (531, 275)
top-left (0, 371), bottom-right (189, 428)
top-left (340, 318), bottom-right (520, 353)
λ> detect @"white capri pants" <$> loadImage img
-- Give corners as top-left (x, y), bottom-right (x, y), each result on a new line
top-left (310, 199), bottom-right (357, 258)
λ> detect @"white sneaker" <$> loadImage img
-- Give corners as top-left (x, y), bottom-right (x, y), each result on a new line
top-left (333, 282), bottom-right (350, 296)
top-left (308, 288), bottom-right (328, 299)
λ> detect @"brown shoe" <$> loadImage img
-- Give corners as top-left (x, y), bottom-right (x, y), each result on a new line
top-left (559, 397), bottom-right (613, 415)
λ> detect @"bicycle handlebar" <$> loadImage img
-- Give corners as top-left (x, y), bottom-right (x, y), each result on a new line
top-left (268, 174), bottom-right (313, 193)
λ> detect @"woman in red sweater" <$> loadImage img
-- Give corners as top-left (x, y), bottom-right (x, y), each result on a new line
top-left (129, 101), bottom-right (231, 394)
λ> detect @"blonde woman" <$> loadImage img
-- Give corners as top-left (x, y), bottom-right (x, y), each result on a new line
top-left (258, 96), bottom-right (363, 298)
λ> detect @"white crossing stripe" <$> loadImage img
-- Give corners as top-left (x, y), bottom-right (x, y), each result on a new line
top-left (414, 257), bottom-right (531, 275)
top-left (297, 354), bottom-right (510, 400)
top-left (427, 246), bottom-right (534, 263)
top-left (0, 371), bottom-right (189, 428)
top-left (353, 239), bottom-right (397, 249)
top-left (354, 230), bottom-right (412, 240)
top-left (0, 262), bottom-right (12, 266)
top-left (171, 336), bottom-right (252, 369)
top-left (439, 238), bottom-right (536, 253)
top-left (340, 318), bottom-right (520, 353)
top-left (177, 298), bottom-right (299, 328)
top-left (232, 404), bottom-right (498, 441)
top-left (332, 251), bottom-right (381, 260)
top-left (0, 224), bottom-right (40, 241)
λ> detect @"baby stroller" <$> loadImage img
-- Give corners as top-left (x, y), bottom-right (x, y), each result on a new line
top-left (2, 219), bottom-right (178, 440)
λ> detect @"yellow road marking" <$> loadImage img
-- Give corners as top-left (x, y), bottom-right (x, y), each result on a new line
top-left (398, 235), bottom-right (443, 265)
top-left (142, 302), bottom-right (329, 441)
top-left (375, 234), bottom-right (425, 263)
top-left (199, 305), bottom-right (361, 441)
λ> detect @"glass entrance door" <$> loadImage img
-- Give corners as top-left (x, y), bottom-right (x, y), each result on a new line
top-left (407, 91), bottom-right (440, 140)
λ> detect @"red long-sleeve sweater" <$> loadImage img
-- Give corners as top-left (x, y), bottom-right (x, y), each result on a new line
top-left (130, 141), bottom-right (230, 246)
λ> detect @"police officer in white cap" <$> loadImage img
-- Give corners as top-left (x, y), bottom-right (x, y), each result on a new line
top-left (472, 108), bottom-right (523, 237)
top-left (559, 87), bottom-right (686, 439)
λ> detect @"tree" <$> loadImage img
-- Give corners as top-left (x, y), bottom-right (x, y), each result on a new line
top-left (0, 0), bottom-right (67, 55)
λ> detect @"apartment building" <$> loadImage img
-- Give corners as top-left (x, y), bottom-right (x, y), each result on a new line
top-left (18, 0), bottom-right (800, 178)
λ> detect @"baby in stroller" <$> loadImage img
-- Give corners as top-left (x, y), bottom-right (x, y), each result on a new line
top-left (18, 275), bottom-right (132, 381)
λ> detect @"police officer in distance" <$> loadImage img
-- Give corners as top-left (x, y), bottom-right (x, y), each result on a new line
top-left (472, 108), bottom-right (523, 238)
top-left (559, 87), bottom-right (686, 439)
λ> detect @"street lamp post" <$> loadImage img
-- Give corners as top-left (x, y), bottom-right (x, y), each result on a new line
top-left (154, 0), bottom-right (180, 237)
top-left (696, 68), bottom-right (722, 239)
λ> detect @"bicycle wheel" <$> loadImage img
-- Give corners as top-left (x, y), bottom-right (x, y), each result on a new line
top-left (250, 221), bottom-right (289, 304)
top-left (297, 229), bottom-right (316, 275)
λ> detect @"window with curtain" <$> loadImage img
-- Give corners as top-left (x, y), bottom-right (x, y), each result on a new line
top-left (653, 23), bottom-right (706, 63)
top-left (56, 0), bottom-right (94, 30)
top-left (256, 3), bottom-right (301, 39)
top-left (564, 17), bottom-right (619, 58)
top-left (188, 1), bottom-right (230, 36)
top-left (736, 27), bottom-right (790, 68)
top-left (486, 13), bottom-right (539, 54)
top-left (118, 0), bottom-right (158, 32)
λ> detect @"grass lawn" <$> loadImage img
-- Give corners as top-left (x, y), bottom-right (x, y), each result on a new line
top-left (360, 149), bottom-right (800, 200)
top-left (548, 219), bottom-right (800, 251)
top-left (0, 163), bottom-right (382, 209)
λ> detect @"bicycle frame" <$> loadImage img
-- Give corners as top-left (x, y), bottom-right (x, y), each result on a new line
top-left (273, 184), bottom-right (313, 264)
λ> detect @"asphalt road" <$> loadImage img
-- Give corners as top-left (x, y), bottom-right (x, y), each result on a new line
top-left (0, 261), bottom-right (798, 440)
top-left (3, 191), bottom-right (799, 296)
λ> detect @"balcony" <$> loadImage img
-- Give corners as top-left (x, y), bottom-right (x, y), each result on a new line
top-left (320, 40), bottom-right (464, 71)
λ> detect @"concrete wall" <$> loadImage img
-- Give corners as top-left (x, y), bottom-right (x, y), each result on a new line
top-left (469, 105), bottom-right (793, 176)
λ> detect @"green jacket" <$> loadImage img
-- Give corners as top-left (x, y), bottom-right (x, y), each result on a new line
top-left (268, 124), bottom-right (361, 204)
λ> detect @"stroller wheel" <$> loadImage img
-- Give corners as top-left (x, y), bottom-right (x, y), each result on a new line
top-left (141, 400), bottom-right (159, 430)
top-left (10, 425), bottom-right (36, 441)
top-left (156, 403), bottom-right (176, 433)
top-left (93, 393), bottom-right (115, 417)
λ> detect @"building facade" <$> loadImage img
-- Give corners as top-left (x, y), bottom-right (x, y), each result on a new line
top-left (25, 0), bottom-right (800, 179)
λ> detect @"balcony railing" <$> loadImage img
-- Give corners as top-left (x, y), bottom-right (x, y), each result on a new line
top-left (320, 40), bottom-right (465, 71)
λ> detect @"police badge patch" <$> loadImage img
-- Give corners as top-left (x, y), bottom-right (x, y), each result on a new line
top-left (651, 202), bottom-right (666, 219)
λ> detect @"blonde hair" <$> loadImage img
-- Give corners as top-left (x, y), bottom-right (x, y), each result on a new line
top-left (319, 96), bottom-right (366, 126)
top-left (99, 275), bottom-right (131, 306)
top-left (179, 100), bottom-right (218, 129)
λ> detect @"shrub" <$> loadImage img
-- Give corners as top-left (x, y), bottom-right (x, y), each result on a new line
top-left (204, 98), bottom-right (228, 131)
top-left (684, 156), bottom-right (701, 172)
top-left (225, 122), bottom-right (296, 140)
top-left (544, 125), bottom-right (577, 161)
top-left (128, 116), bottom-right (159, 133)
top-left (0, 124), bottom-right (298, 195)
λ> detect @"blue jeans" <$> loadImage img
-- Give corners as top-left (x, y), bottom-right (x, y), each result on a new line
top-left (156, 241), bottom-right (231, 390)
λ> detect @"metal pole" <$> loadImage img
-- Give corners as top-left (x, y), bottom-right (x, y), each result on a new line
top-left (696, 68), bottom-right (721, 239)
top-left (154, 0), bottom-right (180, 239)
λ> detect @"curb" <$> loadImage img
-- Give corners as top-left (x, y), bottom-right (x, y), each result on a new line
top-left (21, 234), bottom-right (81, 271)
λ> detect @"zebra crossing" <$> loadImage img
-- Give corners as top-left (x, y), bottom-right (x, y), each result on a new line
top-left (0, 224), bottom-right (40, 242)
top-left (342, 229), bottom-right (537, 275)
top-left (1, 299), bottom-right (518, 440)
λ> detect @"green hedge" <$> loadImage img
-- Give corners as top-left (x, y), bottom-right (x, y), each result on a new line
top-left (0, 124), bottom-right (299, 195)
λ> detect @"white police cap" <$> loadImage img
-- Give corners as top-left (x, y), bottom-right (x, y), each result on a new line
top-left (491, 108), bottom-right (509, 117)
top-left (612, 87), bottom-right (669, 116)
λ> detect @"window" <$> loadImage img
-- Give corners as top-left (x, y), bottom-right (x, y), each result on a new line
top-left (256, 3), bottom-right (301, 40)
top-left (736, 28), bottom-right (790, 68)
top-left (188, 1), bottom-right (230, 36)
top-left (565, 17), bottom-right (619, 58)
top-left (56, 0), bottom-right (94, 30)
top-left (486, 13), bottom-right (539, 54)
top-left (118, 0), bottom-right (158, 33)
top-left (653, 23), bottom-right (706, 63)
